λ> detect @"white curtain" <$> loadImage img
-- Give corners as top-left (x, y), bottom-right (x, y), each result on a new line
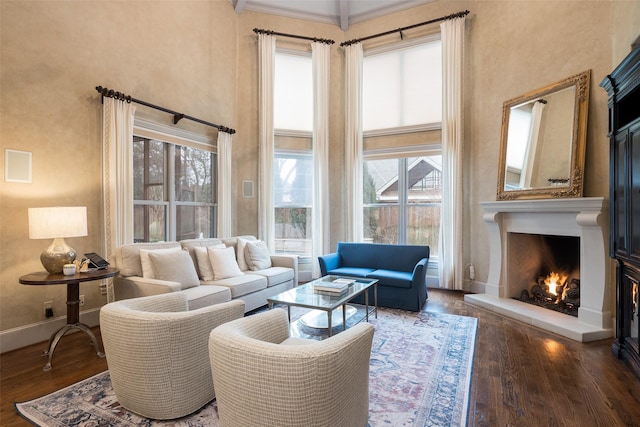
top-left (102, 97), bottom-right (136, 258)
top-left (519, 100), bottom-right (546, 188)
top-left (311, 41), bottom-right (330, 278)
top-left (102, 97), bottom-right (136, 301)
top-left (438, 17), bottom-right (465, 290)
top-left (217, 130), bottom-right (233, 238)
top-left (258, 33), bottom-right (276, 250)
top-left (344, 43), bottom-right (364, 243)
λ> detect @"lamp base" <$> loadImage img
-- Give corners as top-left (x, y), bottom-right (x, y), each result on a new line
top-left (41, 238), bottom-right (77, 274)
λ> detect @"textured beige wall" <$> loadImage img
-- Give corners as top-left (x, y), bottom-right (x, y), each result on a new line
top-left (1, 0), bottom-right (237, 331)
top-left (1, 0), bottom-right (639, 338)
top-left (613, 0), bottom-right (640, 63)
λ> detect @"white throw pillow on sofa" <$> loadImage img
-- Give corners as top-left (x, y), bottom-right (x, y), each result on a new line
top-left (147, 249), bottom-right (200, 289)
top-left (208, 246), bottom-right (244, 280)
top-left (245, 240), bottom-right (272, 271)
top-left (139, 247), bottom-right (182, 279)
top-left (194, 244), bottom-right (226, 281)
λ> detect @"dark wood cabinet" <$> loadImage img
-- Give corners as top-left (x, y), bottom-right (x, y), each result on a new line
top-left (601, 45), bottom-right (640, 377)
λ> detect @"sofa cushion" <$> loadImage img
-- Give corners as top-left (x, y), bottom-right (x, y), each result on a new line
top-left (194, 244), bottom-right (226, 281)
top-left (148, 250), bottom-right (200, 290)
top-left (245, 240), bottom-right (272, 271)
top-left (116, 242), bottom-right (181, 277)
top-left (366, 269), bottom-right (413, 289)
top-left (208, 247), bottom-right (244, 280)
top-left (252, 266), bottom-right (294, 287)
top-left (336, 242), bottom-right (429, 273)
top-left (183, 286), bottom-right (232, 310)
top-left (202, 274), bottom-right (267, 298)
top-left (178, 238), bottom-right (224, 274)
top-left (236, 237), bottom-right (251, 271)
top-left (139, 247), bottom-right (182, 279)
top-left (326, 267), bottom-right (375, 278)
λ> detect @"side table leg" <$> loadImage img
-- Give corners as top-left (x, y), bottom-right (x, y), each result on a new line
top-left (75, 323), bottom-right (106, 359)
top-left (42, 324), bottom-right (75, 371)
top-left (42, 323), bottom-right (105, 371)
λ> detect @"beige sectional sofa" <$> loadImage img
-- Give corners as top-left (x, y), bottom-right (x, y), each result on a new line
top-left (112, 236), bottom-right (298, 312)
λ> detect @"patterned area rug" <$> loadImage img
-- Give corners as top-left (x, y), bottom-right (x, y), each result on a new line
top-left (15, 308), bottom-right (477, 427)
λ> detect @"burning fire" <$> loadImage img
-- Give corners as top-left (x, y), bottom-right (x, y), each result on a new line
top-left (544, 272), bottom-right (568, 295)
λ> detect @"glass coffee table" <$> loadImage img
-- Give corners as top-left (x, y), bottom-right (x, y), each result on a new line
top-left (267, 275), bottom-right (378, 337)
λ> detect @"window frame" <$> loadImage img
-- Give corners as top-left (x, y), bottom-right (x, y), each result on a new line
top-left (273, 48), bottom-right (315, 258)
top-left (272, 148), bottom-right (313, 257)
top-left (363, 146), bottom-right (442, 252)
top-left (132, 119), bottom-right (217, 242)
top-left (361, 33), bottom-right (444, 270)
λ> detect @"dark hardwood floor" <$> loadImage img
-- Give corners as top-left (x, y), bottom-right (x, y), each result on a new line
top-left (2, 289), bottom-right (640, 426)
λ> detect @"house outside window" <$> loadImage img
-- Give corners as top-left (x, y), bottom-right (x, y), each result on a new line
top-left (133, 136), bottom-right (216, 242)
top-left (273, 50), bottom-right (313, 256)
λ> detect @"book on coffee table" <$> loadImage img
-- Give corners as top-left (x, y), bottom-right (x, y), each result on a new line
top-left (332, 278), bottom-right (355, 286)
top-left (313, 279), bottom-right (353, 293)
top-left (314, 288), bottom-right (349, 296)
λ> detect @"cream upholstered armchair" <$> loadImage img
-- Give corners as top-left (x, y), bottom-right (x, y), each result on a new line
top-left (208, 308), bottom-right (375, 427)
top-left (100, 292), bottom-right (245, 420)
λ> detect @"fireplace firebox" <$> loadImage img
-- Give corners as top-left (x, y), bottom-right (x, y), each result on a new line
top-left (509, 233), bottom-right (580, 317)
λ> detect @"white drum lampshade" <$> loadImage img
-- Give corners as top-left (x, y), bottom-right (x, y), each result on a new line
top-left (28, 207), bottom-right (88, 274)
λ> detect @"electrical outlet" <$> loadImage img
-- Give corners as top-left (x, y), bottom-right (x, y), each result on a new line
top-left (44, 300), bottom-right (54, 318)
top-left (79, 295), bottom-right (85, 306)
top-left (469, 265), bottom-right (475, 281)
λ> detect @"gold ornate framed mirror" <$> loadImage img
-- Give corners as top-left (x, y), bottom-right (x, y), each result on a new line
top-left (496, 70), bottom-right (590, 200)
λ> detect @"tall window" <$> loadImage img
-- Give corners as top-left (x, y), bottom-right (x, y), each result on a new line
top-left (273, 50), bottom-right (313, 256)
top-left (363, 155), bottom-right (441, 253)
top-left (133, 136), bottom-right (216, 242)
top-left (361, 36), bottom-right (442, 260)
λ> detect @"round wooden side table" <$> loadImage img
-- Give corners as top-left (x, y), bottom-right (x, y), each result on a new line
top-left (19, 267), bottom-right (119, 371)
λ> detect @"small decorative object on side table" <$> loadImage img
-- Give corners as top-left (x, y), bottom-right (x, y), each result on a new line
top-left (19, 267), bottom-right (119, 371)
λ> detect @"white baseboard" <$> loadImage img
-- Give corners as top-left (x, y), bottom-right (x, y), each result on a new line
top-left (466, 280), bottom-right (486, 294)
top-left (0, 308), bottom-right (101, 354)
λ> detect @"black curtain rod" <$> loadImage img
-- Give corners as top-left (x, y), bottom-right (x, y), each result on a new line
top-left (95, 86), bottom-right (236, 134)
top-left (341, 9), bottom-right (470, 47)
top-left (253, 28), bottom-right (335, 45)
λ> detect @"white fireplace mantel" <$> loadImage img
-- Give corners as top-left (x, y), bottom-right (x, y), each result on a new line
top-left (465, 197), bottom-right (611, 342)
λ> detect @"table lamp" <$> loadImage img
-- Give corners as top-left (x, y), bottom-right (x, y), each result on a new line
top-left (28, 206), bottom-right (88, 274)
